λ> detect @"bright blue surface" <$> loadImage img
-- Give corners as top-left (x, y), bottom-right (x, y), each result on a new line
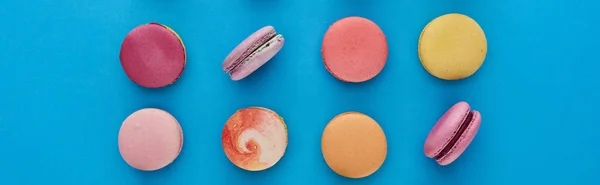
top-left (1, 0), bottom-right (599, 184)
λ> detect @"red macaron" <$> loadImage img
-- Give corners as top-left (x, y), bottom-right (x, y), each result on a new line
top-left (119, 23), bottom-right (186, 88)
top-left (321, 16), bottom-right (388, 83)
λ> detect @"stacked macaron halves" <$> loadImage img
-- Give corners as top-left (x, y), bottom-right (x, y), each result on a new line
top-left (424, 102), bottom-right (481, 166)
top-left (222, 26), bottom-right (285, 81)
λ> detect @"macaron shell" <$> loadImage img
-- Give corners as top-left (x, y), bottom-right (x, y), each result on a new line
top-left (222, 107), bottom-right (288, 171)
top-left (436, 111), bottom-right (481, 166)
top-left (222, 26), bottom-right (275, 72)
top-left (424, 101), bottom-right (471, 158)
top-left (120, 23), bottom-right (186, 88)
top-left (321, 112), bottom-right (387, 178)
top-left (230, 35), bottom-right (284, 81)
top-left (418, 13), bottom-right (487, 80)
top-left (322, 16), bottom-right (388, 83)
top-left (118, 108), bottom-right (183, 171)
top-left (162, 24), bottom-right (187, 60)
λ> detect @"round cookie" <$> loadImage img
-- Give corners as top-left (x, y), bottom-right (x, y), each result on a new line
top-left (118, 108), bottom-right (183, 171)
top-left (322, 16), bottom-right (388, 83)
top-left (418, 13), bottom-right (487, 80)
top-left (321, 112), bottom-right (387, 178)
top-left (120, 22), bottom-right (186, 88)
top-left (222, 107), bottom-right (288, 171)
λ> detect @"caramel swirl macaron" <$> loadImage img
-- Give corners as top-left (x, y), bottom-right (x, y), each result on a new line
top-left (321, 112), bottom-right (387, 178)
top-left (418, 13), bottom-right (487, 80)
top-left (222, 107), bottom-right (288, 171)
top-left (118, 108), bottom-right (183, 171)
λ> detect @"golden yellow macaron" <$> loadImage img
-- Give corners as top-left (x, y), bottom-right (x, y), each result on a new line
top-left (321, 112), bottom-right (387, 178)
top-left (418, 13), bottom-right (487, 80)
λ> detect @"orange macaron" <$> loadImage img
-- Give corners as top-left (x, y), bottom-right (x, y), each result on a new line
top-left (321, 16), bottom-right (388, 83)
top-left (321, 112), bottom-right (387, 178)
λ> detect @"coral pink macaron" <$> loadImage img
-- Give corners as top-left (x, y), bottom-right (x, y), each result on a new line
top-left (322, 16), bottom-right (388, 83)
top-left (424, 101), bottom-right (481, 166)
top-left (119, 23), bottom-right (186, 88)
top-left (118, 108), bottom-right (183, 171)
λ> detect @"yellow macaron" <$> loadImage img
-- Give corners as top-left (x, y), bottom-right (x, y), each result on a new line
top-left (418, 13), bottom-right (487, 80)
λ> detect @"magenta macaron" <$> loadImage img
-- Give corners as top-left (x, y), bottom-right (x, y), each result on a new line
top-left (119, 23), bottom-right (186, 88)
top-left (424, 101), bottom-right (481, 166)
top-left (222, 26), bottom-right (284, 81)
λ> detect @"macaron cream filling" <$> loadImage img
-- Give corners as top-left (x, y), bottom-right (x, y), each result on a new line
top-left (433, 110), bottom-right (475, 160)
top-left (225, 30), bottom-right (277, 74)
top-left (233, 34), bottom-right (283, 72)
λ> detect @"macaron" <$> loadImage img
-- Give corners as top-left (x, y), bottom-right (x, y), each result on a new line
top-left (418, 13), bottom-right (487, 80)
top-left (424, 101), bottom-right (481, 166)
top-left (120, 22), bottom-right (186, 88)
top-left (222, 107), bottom-right (288, 171)
top-left (322, 16), bottom-right (388, 83)
top-left (321, 112), bottom-right (387, 178)
top-left (118, 108), bottom-right (183, 171)
top-left (222, 26), bottom-right (285, 81)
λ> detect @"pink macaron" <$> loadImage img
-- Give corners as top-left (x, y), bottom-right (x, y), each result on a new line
top-left (118, 108), bottom-right (183, 171)
top-left (322, 16), bottom-right (388, 83)
top-left (222, 26), bottom-right (285, 81)
top-left (424, 101), bottom-right (481, 166)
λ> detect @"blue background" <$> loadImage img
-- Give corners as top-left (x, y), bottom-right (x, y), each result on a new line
top-left (1, 0), bottom-right (599, 184)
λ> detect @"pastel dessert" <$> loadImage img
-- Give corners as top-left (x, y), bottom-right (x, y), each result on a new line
top-left (222, 26), bottom-right (285, 81)
top-left (424, 101), bottom-right (481, 166)
top-left (418, 13), bottom-right (487, 80)
top-left (322, 16), bottom-right (388, 83)
top-left (118, 108), bottom-right (183, 171)
top-left (120, 22), bottom-right (186, 88)
top-left (222, 107), bottom-right (288, 171)
top-left (321, 112), bottom-right (387, 178)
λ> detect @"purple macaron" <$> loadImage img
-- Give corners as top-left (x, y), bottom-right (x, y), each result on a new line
top-left (222, 26), bottom-right (284, 81)
top-left (424, 101), bottom-right (481, 166)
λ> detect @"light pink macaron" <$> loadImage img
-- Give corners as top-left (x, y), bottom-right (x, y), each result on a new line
top-left (424, 101), bottom-right (481, 166)
top-left (118, 108), bottom-right (183, 171)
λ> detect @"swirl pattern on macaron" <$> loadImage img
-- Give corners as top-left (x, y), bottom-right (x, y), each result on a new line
top-left (222, 107), bottom-right (288, 171)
